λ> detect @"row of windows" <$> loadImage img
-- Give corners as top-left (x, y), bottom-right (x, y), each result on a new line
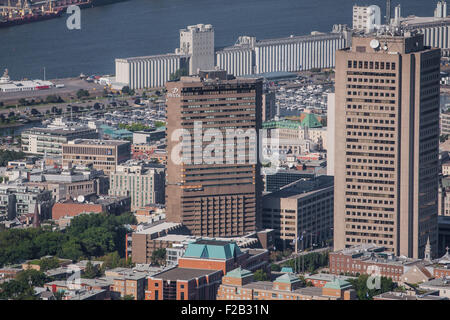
top-left (348, 60), bottom-right (396, 70)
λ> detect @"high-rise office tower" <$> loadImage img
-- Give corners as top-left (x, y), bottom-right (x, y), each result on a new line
top-left (165, 70), bottom-right (263, 237)
top-left (334, 32), bottom-right (441, 259)
top-left (176, 24), bottom-right (215, 75)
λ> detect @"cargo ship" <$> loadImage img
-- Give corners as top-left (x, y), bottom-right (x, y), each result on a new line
top-left (0, 0), bottom-right (126, 28)
top-left (0, 9), bottom-right (63, 28)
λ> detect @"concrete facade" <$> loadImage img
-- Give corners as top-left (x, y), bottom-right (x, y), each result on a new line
top-left (334, 33), bottom-right (440, 258)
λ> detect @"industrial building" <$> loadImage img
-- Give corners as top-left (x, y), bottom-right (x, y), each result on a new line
top-left (115, 24), bottom-right (350, 89)
top-left (115, 54), bottom-right (189, 90)
top-left (216, 32), bottom-right (348, 76)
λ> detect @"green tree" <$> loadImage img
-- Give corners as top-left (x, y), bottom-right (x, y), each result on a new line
top-left (347, 274), bottom-right (395, 300)
top-left (18, 98), bottom-right (28, 106)
top-left (253, 269), bottom-right (269, 281)
top-left (76, 89), bottom-right (89, 99)
top-left (271, 264), bottom-right (281, 272)
top-left (100, 251), bottom-right (134, 271)
top-left (121, 86), bottom-right (135, 96)
top-left (38, 257), bottom-right (60, 272)
top-left (151, 248), bottom-right (166, 266)
top-left (154, 121), bottom-right (165, 128)
top-left (0, 269), bottom-right (49, 300)
top-left (82, 261), bottom-right (102, 279)
top-left (0, 150), bottom-right (25, 166)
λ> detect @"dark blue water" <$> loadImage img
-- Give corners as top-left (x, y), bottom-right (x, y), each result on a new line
top-left (0, 0), bottom-right (436, 80)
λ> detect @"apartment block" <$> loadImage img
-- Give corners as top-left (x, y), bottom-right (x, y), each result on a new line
top-left (109, 160), bottom-right (165, 211)
top-left (0, 184), bottom-right (53, 221)
top-left (21, 126), bottom-right (98, 156)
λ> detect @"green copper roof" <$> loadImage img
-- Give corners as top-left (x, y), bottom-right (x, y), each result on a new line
top-left (323, 278), bottom-right (352, 290)
top-left (262, 120), bottom-right (301, 130)
top-left (274, 273), bottom-right (301, 284)
top-left (183, 240), bottom-right (242, 260)
top-left (301, 113), bottom-right (322, 128)
top-left (225, 267), bottom-right (253, 279)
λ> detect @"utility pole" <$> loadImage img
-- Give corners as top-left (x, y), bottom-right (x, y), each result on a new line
top-left (43, 67), bottom-right (46, 81)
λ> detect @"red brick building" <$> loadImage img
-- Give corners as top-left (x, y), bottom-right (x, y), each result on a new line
top-left (329, 245), bottom-right (421, 282)
top-left (217, 268), bottom-right (356, 300)
top-left (51, 196), bottom-right (131, 220)
top-left (146, 268), bottom-right (222, 300)
top-left (145, 239), bottom-right (270, 300)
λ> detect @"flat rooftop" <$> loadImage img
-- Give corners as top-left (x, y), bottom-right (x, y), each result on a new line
top-left (134, 222), bottom-right (182, 235)
top-left (23, 126), bottom-right (95, 136)
top-left (374, 291), bottom-right (447, 300)
top-left (151, 267), bottom-right (219, 281)
top-left (401, 15), bottom-right (450, 27)
top-left (243, 281), bottom-right (324, 297)
top-left (116, 53), bottom-right (189, 63)
top-left (66, 139), bottom-right (129, 146)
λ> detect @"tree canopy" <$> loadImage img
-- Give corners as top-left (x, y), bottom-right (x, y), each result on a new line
top-left (0, 212), bottom-right (136, 267)
top-left (0, 269), bottom-right (49, 300)
top-left (347, 274), bottom-right (395, 300)
top-left (0, 150), bottom-right (25, 166)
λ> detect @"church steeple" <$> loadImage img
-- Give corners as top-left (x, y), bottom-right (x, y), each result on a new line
top-left (424, 236), bottom-right (432, 261)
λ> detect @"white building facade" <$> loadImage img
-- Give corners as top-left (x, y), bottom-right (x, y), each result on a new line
top-left (115, 54), bottom-right (189, 90)
top-left (177, 24), bottom-right (215, 75)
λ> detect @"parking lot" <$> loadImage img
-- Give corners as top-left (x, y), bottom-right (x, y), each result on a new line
top-left (0, 77), bottom-right (106, 105)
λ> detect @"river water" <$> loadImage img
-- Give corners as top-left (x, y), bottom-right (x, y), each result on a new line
top-left (0, 0), bottom-right (435, 80)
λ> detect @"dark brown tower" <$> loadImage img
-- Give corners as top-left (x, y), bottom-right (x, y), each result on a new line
top-left (165, 72), bottom-right (263, 237)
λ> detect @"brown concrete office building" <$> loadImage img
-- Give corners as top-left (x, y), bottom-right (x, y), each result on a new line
top-left (62, 139), bottom-right (131, 175)
top-left (334, 32), bottom-right (440, 258)
top-left (165, 71), bottom-right (263, 237)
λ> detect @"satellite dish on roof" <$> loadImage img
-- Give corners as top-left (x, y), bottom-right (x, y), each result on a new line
top-left (370, 39), bottom-right (380, 49)
top-left (77, 195), bottom-right (85, 203)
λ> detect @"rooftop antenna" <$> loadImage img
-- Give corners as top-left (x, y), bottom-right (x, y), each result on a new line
top-left (386, 0), bottom-right (391, 25)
